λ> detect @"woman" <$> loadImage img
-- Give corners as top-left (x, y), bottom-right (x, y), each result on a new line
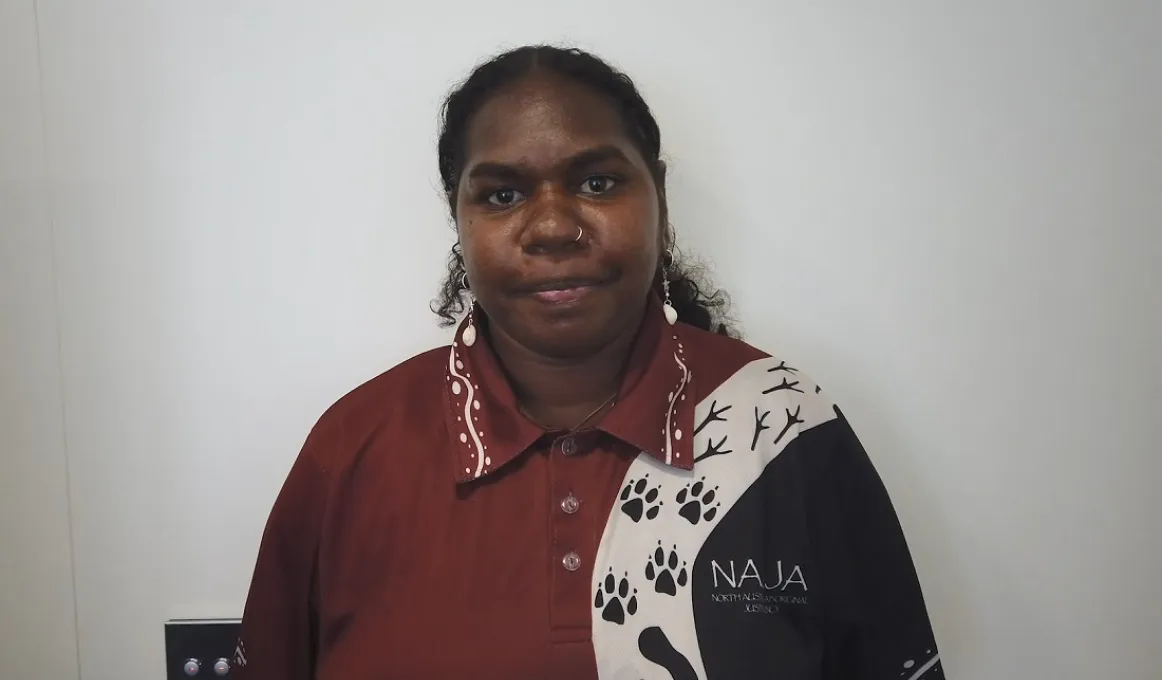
top-left (235, 45), bottom-right (944, 680)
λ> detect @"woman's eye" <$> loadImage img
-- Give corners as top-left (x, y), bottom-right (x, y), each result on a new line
top-left (487, 188), bottom-right (525, 206)
top-left (579, 176), bottom-right (617, 195)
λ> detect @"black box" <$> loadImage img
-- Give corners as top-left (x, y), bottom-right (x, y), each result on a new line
top-left (164, 619), bottom-right (241, 678)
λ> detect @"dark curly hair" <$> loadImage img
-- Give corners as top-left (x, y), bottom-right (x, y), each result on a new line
top-left (432, 44), bottom-right (734, 336)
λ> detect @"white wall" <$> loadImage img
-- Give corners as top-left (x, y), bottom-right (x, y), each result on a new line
top-left (0, 0), bottom-right (80, 678)
top-left (3, 1), bottom-right (1160, 679)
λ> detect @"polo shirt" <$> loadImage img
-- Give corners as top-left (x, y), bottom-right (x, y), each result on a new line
top-left (234, 295), bottom-right (945, 680)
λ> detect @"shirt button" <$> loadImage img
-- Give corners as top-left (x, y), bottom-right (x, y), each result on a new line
top-left (562, 551), bottom-right (582, 572)
top-left (561, 493), bottom-right (580, 514)
top-left (561, 437), bottom-right (577, 456)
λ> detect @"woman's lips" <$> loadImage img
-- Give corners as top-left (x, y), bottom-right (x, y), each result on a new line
top-left (529, 285), bottom-right (596, 304)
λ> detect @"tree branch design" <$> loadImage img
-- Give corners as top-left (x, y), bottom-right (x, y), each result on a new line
top-left (773, 405), bottom-right (804, 447)
top-left (693, 400), bottom-right (732, 437)
top-left (768, 360), bottom-right (798, 374)
top-left (693, 435), bottom-right (732, 463)
top-left (763, 377), bottom-right (804, 395)
top-left (751, 407), bottom-right (771, 451)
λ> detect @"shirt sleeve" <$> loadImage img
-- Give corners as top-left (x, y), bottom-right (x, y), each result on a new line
top-left (807, 406), bottom-right (945, 680)
top-left (233, 440), bottom-right (327, 680)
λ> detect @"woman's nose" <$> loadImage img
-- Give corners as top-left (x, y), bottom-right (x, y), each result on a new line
top-left (521, 187), bottom-right (584, 255)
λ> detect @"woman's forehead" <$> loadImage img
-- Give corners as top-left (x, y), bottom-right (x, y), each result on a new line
top-left (463, 74), bottom-right (633, 166)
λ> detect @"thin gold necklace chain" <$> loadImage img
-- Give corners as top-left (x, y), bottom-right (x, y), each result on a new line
top-left (520, 390), bottom-right (618, 433)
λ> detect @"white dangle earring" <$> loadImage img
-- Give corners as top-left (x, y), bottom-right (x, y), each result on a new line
top-left (661, 249), bottom-right (678, 325)
top-left (461, 272), bottom-right (478, 347)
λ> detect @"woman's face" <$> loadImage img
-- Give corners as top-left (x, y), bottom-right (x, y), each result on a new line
top-left (455, 73), bottom-right (664, 359)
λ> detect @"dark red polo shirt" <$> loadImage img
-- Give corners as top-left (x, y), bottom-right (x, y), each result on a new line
top-left (234, 296), bottom-right (945, 680)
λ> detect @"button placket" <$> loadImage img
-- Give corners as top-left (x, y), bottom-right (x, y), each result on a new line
top-left (561, 551), bottom-right (581, 572)
top-left (548, 435), bottom-right (593, 637)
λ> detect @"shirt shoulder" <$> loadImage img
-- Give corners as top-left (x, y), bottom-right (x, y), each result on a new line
top-left (304, 345), bottom-right (451, 473)
top-left (680, 323), bottom-right (832, 403)
top-left (680, 323), bottom-right (842, 439)
top-left (677, 322), bottom-right (769, 394)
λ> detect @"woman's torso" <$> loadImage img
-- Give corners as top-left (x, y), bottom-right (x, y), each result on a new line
top-left (306, 321), bottom-right (842, 680)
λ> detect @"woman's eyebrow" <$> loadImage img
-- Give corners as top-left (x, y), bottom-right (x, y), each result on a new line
top-left (564, 145), bottom-right (632, 170)
top-left (464, 162), bottom-right (524, 183)
top-left (465, 145), bottom-right (631, 182)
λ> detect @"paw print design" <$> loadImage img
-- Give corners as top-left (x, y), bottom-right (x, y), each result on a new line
top-left (594, 569), bottom-right (639, 625)
top-left (676, 477), bottom-right (719, 525)
top-left (645, 541), bottom-right (688, 596)
top-left (619, 475), bottom-right (662, 522)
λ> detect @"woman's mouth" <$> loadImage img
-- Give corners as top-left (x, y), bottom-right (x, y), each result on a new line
top-left (521, 278), bottom-right (608, 305)
top-left (530, 285), bottom-right (596, 304)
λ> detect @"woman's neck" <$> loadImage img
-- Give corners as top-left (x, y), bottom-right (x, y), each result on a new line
top-left (486, 314), bottom-right (644, 431)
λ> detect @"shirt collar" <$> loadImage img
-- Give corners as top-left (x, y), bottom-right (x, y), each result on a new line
top-left (443, 294), bottom-right (695, 484)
